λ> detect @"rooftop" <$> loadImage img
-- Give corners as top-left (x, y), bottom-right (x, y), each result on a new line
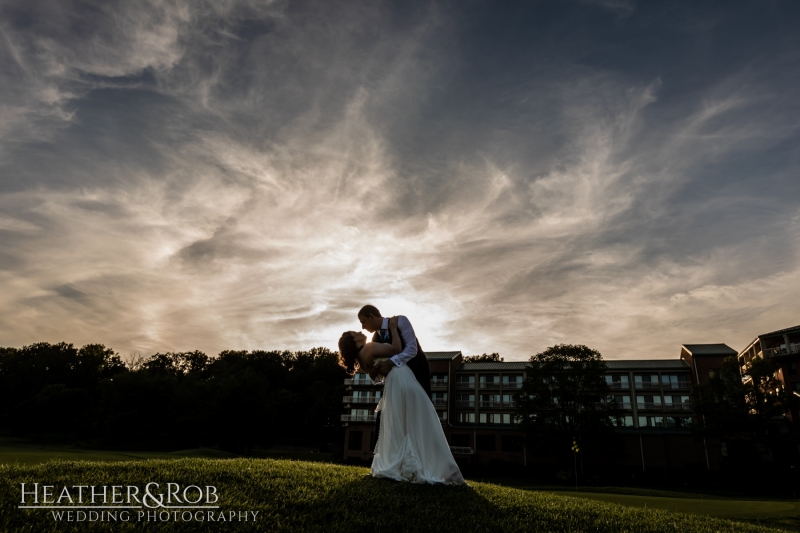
top-left (457, 362), bottom-right (529, 371)
top-left (759, 325), bottom-right (800, 338)
top-left (606, 359), bottom-right (690, 370)
top-left (681, 344), bottom-right (738, 356)
top-left (426, 351), bottom-right (462, 360)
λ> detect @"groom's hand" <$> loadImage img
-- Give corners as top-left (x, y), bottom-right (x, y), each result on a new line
top-left (374, 359), bottom-right (395, 376)
top-left (368, 365), bottom-right (382, 382)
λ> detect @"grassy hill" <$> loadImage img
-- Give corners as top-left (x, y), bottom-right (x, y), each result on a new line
top-left (0, 458), bottom-right (789, 532)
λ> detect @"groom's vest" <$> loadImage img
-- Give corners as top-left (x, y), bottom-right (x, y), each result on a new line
top-left (372, 326), bottom-right (432, 398)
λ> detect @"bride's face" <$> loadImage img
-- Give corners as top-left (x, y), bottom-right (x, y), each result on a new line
top-left (351, 331), bottom-right (367, 348)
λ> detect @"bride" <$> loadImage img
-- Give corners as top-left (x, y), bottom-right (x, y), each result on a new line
top-left (338, 317), bottom-right (465, 485)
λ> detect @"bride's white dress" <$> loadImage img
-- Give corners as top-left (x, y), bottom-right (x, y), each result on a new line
top-left (371, 363), bottom-right (465, 484)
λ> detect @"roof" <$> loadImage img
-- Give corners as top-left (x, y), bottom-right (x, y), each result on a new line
top-left (759, 325), bottom-right (800, 338)
top-left (605, 360), bottom-right (690, 370)
top-left (426, 351), bottom-right (462, 360)
top-left (457, 362), bottom-right (529, 371)
top-left (681, 344), bottom-right (738, 356)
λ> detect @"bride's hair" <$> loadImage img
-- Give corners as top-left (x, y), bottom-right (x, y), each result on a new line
top-left (337, 332), bottom-right (361, 375)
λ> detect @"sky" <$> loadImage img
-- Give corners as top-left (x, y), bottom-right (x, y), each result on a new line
top-left (0, 0), bottom-right (798, 362)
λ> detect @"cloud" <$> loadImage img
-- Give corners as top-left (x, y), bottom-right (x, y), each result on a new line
top-left (0, 0), bottom-right (798, 360)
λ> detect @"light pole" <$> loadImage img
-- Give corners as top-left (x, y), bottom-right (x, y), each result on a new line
top-left (571, 438), bottom-right (580, 490)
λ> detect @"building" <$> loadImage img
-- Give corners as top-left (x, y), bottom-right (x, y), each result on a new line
top-left (680, 344), bottom-right (739, 385)
top-left (342, 345), bottom-right (740, 475)
top-left (737, 324), bottom-right (800, 424)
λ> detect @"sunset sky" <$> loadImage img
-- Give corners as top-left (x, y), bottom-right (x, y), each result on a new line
top-left (1, 0), bottom-right (798, 361)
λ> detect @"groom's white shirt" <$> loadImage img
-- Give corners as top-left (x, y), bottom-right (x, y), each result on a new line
top-left (381, 315), bottom-right (417, 367)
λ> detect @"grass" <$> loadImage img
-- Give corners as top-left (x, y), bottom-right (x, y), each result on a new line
top-left (0, 437), bottom-right (331, 466)
top-left (0, 457), bottom-right (792, 533)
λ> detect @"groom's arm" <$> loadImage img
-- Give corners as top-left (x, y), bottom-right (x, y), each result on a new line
top-left (389, 315), bottom-right (417, 367)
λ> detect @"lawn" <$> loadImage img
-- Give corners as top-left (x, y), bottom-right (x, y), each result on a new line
top-left (0, 437), bottom-right (331, 466)
top-left (0, 457), bottom-right (792, 533)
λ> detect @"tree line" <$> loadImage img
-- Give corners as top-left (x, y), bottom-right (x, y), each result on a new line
top-left (0, 342), bottom-right (348, 453)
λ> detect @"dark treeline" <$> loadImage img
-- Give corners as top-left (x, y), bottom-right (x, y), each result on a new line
top-left (0, 342), bottom-right (347, 454)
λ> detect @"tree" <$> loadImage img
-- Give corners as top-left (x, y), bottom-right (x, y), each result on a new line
top-left (692, 355), bottom-right (798, 462)
top-left (516, 344), bottom-right (615, 433)
top-left (515, 344), bottom-right (618, 471)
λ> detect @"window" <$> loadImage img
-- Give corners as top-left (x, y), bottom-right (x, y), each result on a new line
top-left (502, 413), bottom-right (512, 424)
top-left (432, 392), bottom-right (447, 406)
top-left (501, 435), bottom-right (523, 452)
top-left (456, 394), bottom-right (474, 407)
top-left (353, 390), bottom-right (380, 401)
top-left (662, 374), bottom-right (691, 389)
top-left (663, 395), bottom-right (690, 410)
top-left (612, 416), bottom-right (634, 427)
top-left (479, 375), bottom-right (500, 388)
top-left (431, 373), bottom-right (448, 383)
top-left (666, 416), bottom-right (691, 428)
top-left (501, 394), bottom-right (515, 406)
top-left (476, 434), bottom-right (496, 451)
top-left (348, 431), bottom-right (363, 451)
top-left (480, 394), bottom-right (500, 407)
top-left (606, 375), bottom-right (630, 388)
top-left (708, 368), bottom-right (717, 379)
top-left (350, 408), bottom-right (371, 421)
top-left (457, 375), bottom-right (475, 386)
top-left (502, 375), bottom-right (523, 388)
top-left (634, 374), bottom-right (660, 389)
top-left (437, 411), bottom-right (447, 422)
top-left (611, 395), bottom-right (631, 408)
top-left (638, 416), bottom-right (665, 428)
top-left (451, 434), bottom-right (470, 447)
top-left (353, 374), bottom-right (372, 385)
top-left (636, 395), bottom-right (662, 409)
top-left (458, 412), bottom-right (475, 423)
top-left (480, 413), bottom-right (503, 424)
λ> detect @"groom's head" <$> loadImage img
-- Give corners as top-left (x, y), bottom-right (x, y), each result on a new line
top-left (358, 304), bottom-right (382, 333)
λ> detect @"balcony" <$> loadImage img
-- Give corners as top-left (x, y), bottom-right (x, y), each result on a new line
top-left (344, 377), bottom-right (374, 386)
top-left (431, 380), bottom-right (449, 388)
top-left (478, 400), bottom-right (518, 408)
top-left (663, 403), bottom-right (692, 411)
top-left (479, 382), bottom-right (501, 389)
top-left (503, 382), bottom-right (523, 389)
top-left (607, 382), bottom-right (630, 389)
top-left (764, 343), bottom-right (800, 357)
top-left (341, 414), bottom-right (376, 422)
top-left (450, 446), bottom-right (473, 455)
top-left (636, 403), bottom-right (664, 411)
top-left (456, 382), bottom-right (476, 389)
top-left (455, 400), bottom-right (474, 408)
top-left (634, 382), bottom-right (660, 390)
top-left (342, 396), bottom-right (380, 404)
top-left (663, 381), bottom-right (692, 390)
top-left (432, 398), bottom-right (447, 407)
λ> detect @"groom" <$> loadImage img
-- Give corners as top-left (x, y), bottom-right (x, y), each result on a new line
top-left (357, 304), bottom-right (432, 450)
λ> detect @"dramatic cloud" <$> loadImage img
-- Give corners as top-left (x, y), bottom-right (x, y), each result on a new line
top-left (1, 0), bottom-right (798, 360)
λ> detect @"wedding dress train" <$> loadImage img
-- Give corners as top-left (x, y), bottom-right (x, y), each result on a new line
top-left (371, 364), bottom-right (465, 485)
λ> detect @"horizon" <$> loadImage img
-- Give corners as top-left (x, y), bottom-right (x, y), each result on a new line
top-left (1, 1), bottom-right (798, 361)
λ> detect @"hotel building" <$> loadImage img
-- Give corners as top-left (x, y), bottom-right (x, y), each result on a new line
top-left (341, 346), bottom-right (736, 474)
